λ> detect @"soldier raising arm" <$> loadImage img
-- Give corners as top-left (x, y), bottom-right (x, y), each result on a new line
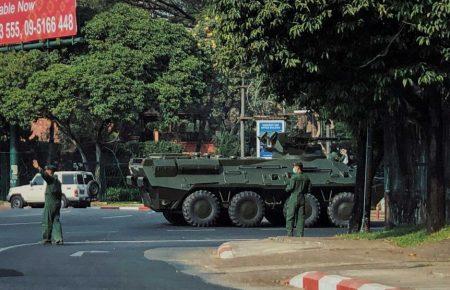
top-left (32, 160), bottom-right (64, 245)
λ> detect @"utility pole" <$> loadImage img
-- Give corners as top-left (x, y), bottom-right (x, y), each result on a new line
top-left (325, 120), bottom-right (331, 155)
top-left (9, 125), bottom-right (18, 188)
top-left (361, 125), bottom-right (373, 232)
top-left (240, 78), bottom-right (246, 158)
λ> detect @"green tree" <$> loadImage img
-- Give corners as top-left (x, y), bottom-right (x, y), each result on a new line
top-left (2, 3), bottom-right (212, 191)
top-left (212, 0), bottom-right (449, 232)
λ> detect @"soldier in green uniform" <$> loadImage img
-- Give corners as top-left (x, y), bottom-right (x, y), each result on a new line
top-left (32, 160), bottom-right (63, 245)
top-left (285, 162), bottom-right (312, 237)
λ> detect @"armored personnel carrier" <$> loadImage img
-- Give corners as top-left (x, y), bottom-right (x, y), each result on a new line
top-left (127, 131), bottom-right (356, 228)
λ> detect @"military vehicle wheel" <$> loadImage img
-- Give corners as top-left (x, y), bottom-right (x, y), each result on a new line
top-left (283, 194), bottom-right (321, 227)
top-left (265, 208), bottom-right (285, 226)
top-left (327, 192), bottom-right (354, 227)
top-left (304, 194), bottom-right (321, 227)
top-left (182, 190), bottom-right (220, 227)
top-left (229, 191), bottom-right (265, 227)
top-left (163, 211), bottom-right (187, 226)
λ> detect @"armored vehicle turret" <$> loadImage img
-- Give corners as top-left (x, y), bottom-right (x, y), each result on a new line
top-left (127, 131), bottom-right (355, 227)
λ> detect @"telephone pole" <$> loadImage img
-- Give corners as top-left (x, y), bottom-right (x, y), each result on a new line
top-left (240, 78), bottom-right (247, 158)
top-left (9, 125), bottom-right (18, 188)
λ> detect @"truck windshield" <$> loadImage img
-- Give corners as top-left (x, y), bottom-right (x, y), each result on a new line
top-left (76, 174), bottom-right (84, 184)
top-left (32, 175), bottom-right (44, 185)
top-left (62, 174), bottom-right (75, 185)
top-left (83, 174), bottom-right (93, 184)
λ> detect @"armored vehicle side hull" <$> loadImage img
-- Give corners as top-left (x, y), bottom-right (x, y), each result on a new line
top-left (127, 156), bottom-right (356, 228)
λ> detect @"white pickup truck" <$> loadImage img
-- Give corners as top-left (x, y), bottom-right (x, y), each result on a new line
top-left (7, 171), bottom-right (100, 209)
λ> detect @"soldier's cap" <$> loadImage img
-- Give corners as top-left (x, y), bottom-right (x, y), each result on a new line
top-left (293, 162), bottom-right (303, 168)
top-left (44, 164), bottom-right (57, 171)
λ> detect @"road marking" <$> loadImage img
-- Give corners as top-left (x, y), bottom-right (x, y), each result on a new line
top-left (166, 229), bottom-right (216, 232)
top-left (0, 242), bottom-right (40, 254)
top-left (70, 250), bottom-right (110, 257)
top-left (102, 215), bottom-right (133, 219)
top-left (259, 228), bottom-right (284, 231)
top-left (0, 239), bottom-right (258, 255)
top-left (0, 222), bottom-right (40, 226)
top-left (65, 231), bottom-right (119, 234)
top-left (2, 213), bottom-right (42, 218)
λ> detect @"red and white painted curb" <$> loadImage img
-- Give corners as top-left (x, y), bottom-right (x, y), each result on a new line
top-left (99, 206), bottom-right (151, 212)
top-left (217, 243), bottom-right (234, 259)
top-left (289, 271), bottom-right (403, 290)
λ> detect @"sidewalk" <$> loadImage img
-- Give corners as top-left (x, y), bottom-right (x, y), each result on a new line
top-left (0, 201), bottom-right (9, 211)
top-left (178, 236), bottom-right (450, 290)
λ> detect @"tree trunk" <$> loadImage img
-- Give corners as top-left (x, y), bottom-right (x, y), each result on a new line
top-left (73, 141), bottom-right (90, 172)
top-left (384, 112), bottom-right (427, 226)
top-left (348, 127), bottom-right (367, 233)
top-left (426, 95), bottom-right (446, 233)
top-left (362, 126), bottom-right (373, 231)
top-left (196, 119), bottom-right (206, 153)
top-left (95, 143), bottom-right (104, 198)
top-left (444, 107), bottom-right (450, 223)
top-left (47, 120), bottom-right (55, 165)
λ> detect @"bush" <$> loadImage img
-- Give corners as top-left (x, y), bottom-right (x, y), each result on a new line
top-left (213, 131), bottom-right (239, 157)
top-left (138, 141), bottom-right (183, 156)
top-left (105, 187), bottom-right (142, 202)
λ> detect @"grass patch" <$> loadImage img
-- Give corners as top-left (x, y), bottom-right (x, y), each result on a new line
top-left (340, 225), bottom-right (450, 247)
top-left (91, 201), bottom-right (142, 207)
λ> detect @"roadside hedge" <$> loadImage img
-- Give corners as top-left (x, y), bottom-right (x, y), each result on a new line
top-left (105, 187), bottom-right (141, 202)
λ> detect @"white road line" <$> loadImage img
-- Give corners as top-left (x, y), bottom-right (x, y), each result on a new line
top-left (65, 231), bottom-right (119, 234)
top-left (0, 222), bottom-right (41, 226)
top-left (166, 229), bottom-right (216, 232)
top-left (102, 215), bottom-right (133, 219)
top-left (70, 250), bottom-right (109, 257)
top-left (0, 242), bottom-right (40, 253)
top-left (2, 213), bottom-right (42, 218)
top-left (0, 238), bottom-right (258, 255)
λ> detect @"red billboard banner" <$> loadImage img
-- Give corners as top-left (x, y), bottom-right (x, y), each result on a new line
top-left (0, 0), bottom-right (77, 46)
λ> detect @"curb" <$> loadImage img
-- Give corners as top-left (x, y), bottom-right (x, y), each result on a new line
top-left (289, 271), bottom-right (403, 290)
top-left (217, 243), bottom-right (234, 259)
top-left (99, 206), bottom-right (151, 212)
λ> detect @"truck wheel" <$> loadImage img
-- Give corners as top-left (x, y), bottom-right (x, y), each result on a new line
top-left (10, 196), bottom-right (25, 209)
top-left (283, 194), bottom-right (321, 227)
top-left (327, 192), bottom-right (354, 227)
top-left (182, 190), bottom-right (220, 227)
top-left (163, 211), bottom-right (187, 226)
top-left (87, 180), bottom-right (100, 198)
top-left (265, 209), bottom-right (285, 226)
top-left (229, 191), bottom-right (265, 227)
top-left (61, 196), bottom-right (69, 209)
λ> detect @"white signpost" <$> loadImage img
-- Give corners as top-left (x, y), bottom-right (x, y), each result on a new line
top-left (256, 120), bottom-right (286, 159)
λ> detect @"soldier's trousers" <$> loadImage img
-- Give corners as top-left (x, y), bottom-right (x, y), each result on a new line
top-left (42, 202), bottom-right (63, 242)
top-left (286, 194), bottom-right (305, 237)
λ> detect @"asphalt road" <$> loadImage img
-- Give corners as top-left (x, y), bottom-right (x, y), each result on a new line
top-left (0, 207), bottom-right (345, 290)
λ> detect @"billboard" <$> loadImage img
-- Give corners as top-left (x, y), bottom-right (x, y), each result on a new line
top-left (256, 120), bottom-right (286, 159)
top-left (0, 0), bottom-right (77, 46)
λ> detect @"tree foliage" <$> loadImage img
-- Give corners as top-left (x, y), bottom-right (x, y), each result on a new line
top-left (212, 0), bottom-right (450, 232)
